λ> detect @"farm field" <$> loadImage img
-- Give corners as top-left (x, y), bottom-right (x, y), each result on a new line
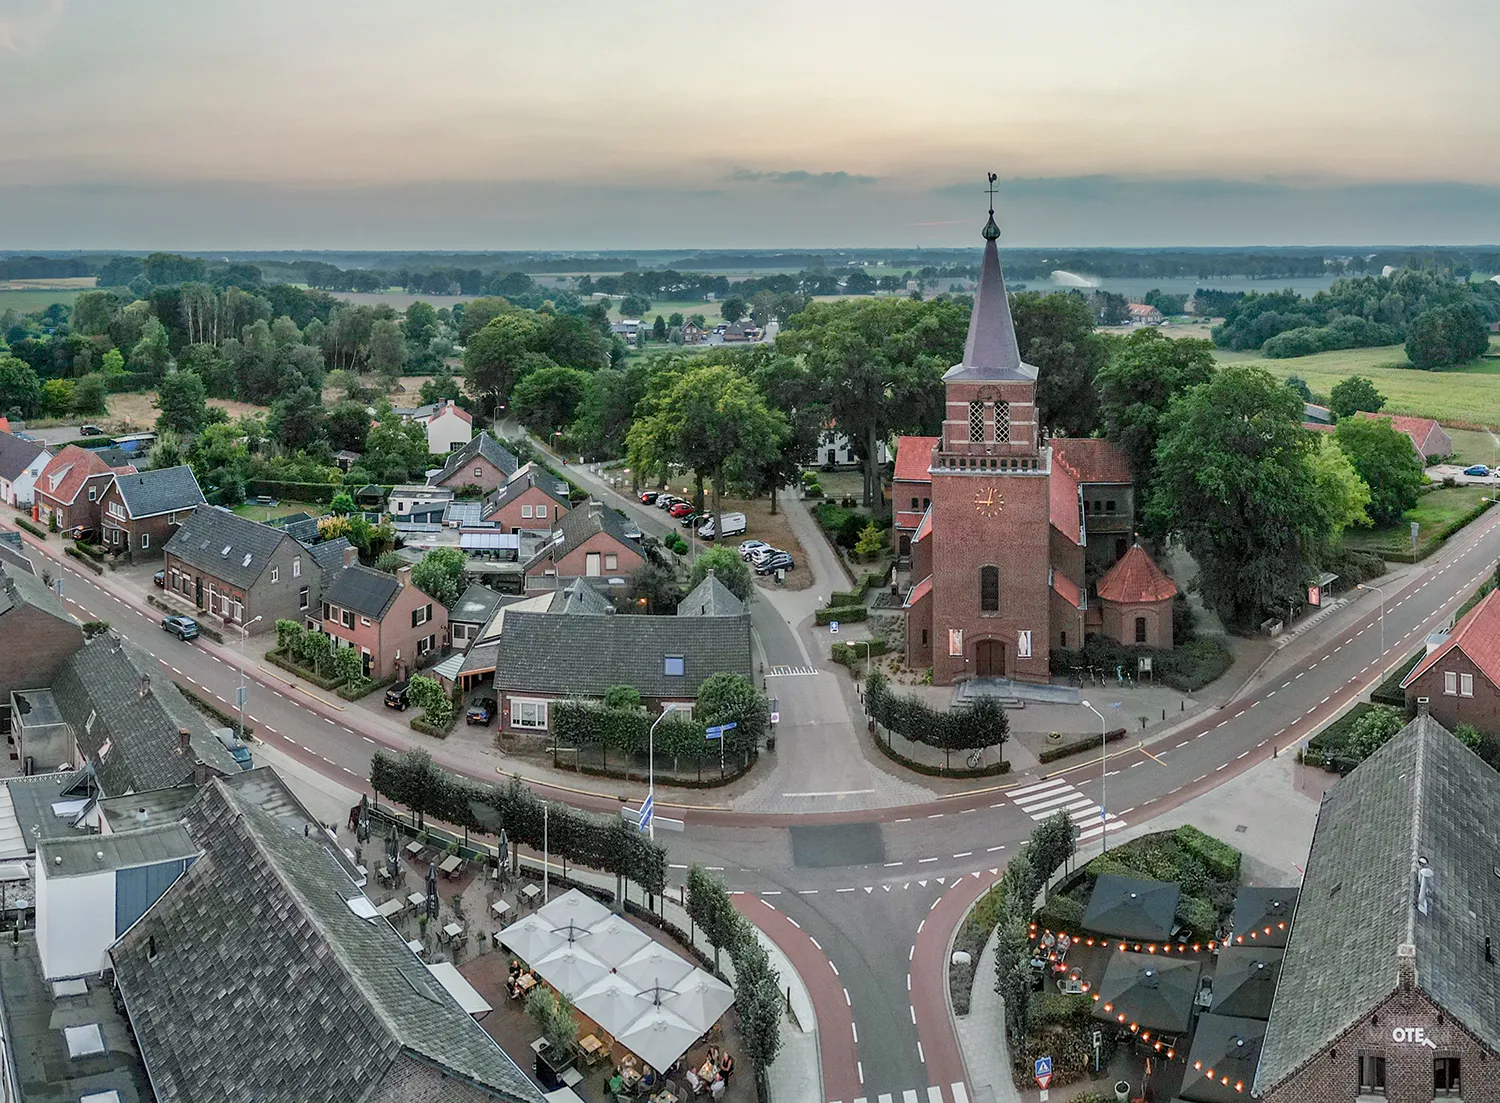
top-left (1443, 428), bottom-right (1500, 467)
top-left (0, 288), bottom-right (85, 312)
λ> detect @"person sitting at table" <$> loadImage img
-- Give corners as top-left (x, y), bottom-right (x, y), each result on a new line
top-left (640, 1066), bottom-right (658, 1091)
top-left (607, 1070), bottom-right (626, 1098)
top-left (710, 1072), bottom-right (726, 1100)
top-left (683, 1066), bottom-right (703, 1095)
top-left (719, 1053), bottom-right (735, 1080)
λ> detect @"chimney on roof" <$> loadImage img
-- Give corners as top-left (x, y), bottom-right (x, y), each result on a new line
top-left (138, 673), bottom-right (151, 698)
top-left (1397, 942), bottom-right (1417, 990)
top-left (178, 727), bottom-right (191, 755)
top-left (136, 808), bottom-right (148, 826)
top-left (397, 565), bottom-right (412, 586)
top-left (1417, 696), bottom-right (1430, 717)
top-left (344, 544), bottom-right (358, 569)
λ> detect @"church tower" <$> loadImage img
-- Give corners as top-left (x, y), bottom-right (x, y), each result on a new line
top-left (926, 193), bottom-right (1053, 684)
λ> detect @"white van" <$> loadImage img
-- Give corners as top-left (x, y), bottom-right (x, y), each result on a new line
top-left (697, 512), bottom-right (747, 539)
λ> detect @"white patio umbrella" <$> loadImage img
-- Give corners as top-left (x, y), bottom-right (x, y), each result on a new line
top-left (616, 943), bottom-right (695, 993)
top-left (533, 941), bottom-right (610, 999)
top-left (616, 1004), bottom-right (701, 1075)
top-left (585, 914), bottom-right (653, 969)
top-left (497, 913), bottom-right (565, 963)
top-left (535, 888), bottom-right (612, 931)
top-left (661, 969), bottom-right (734, 1034)
top-left (574, 973), bottom-right (652, 1037)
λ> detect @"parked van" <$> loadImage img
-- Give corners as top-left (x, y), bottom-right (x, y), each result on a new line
top-left (697, 512), bottom-right (747, 539)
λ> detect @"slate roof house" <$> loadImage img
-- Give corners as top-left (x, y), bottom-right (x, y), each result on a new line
top-left (32, 444), bottom-right (135, 533)
top-left (677, 572), bottom-right (745, 617)
top-left (0, 430), bottom-right (49, 508)
top-left (162, 507), bottom-right (326, 634)
top-left (523, 501), bottom-right (645, 587)
top-left (1254, 707), bottom-right (1500, 1103)
top-left (321, 564), bottom-right (448, 680)
top-left (491, 607), bottom-right (752, 735)
top-left (1401, 588), bottom-right (1500, 734)
top-left (47, 634), bottom-right (242, 794)
top-left (449, 581), bottom-right (508, 651)
top-left (482, 463), bottom-right (571, 533)
top-left (428, 433), bottom-right (519, 495)
top-left (104, 775), bottom-right (545, 1103)
top-left (98, 464), bottom-right (206, 563)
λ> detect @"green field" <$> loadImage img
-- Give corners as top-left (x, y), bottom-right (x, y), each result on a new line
top-left (1444, 428), bottom-right (1500, 467)
top-left (231, 500), bottom-right (325, 523)
top-left (1342, 486), bottom-right (1495, 560)
top-left (1221, 340), bottom-right (1500, 428)
top-left (0, 288), bottom-right (84, 313)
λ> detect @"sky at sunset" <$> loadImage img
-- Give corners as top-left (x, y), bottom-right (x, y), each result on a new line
top-left (2, 0), bottom-right (1498, 249)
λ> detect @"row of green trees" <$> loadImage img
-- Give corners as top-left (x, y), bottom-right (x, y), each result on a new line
top-left (993, 813), bottom-right (1078, 1050)
top-left (369, 749), bottom-right (668, 893)
top-left (685, 866), bottom-right (783, 1070)
top-left (865, 670), bottom-right (1010, 768)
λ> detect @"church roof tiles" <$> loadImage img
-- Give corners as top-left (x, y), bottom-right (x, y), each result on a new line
top-left (1096, 544), bottom-right (1177, 605)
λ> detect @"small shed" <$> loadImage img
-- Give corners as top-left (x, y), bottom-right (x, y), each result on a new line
top-left (1082, 873), bottom-right (1181, 941)
top-left (353, 484), bottom-right (387, 507)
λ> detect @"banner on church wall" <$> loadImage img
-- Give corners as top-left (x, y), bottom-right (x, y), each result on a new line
top-left (1017, 630), bottom-right (1032, 659)
top-left (948, 628), bottom-right (964, 657)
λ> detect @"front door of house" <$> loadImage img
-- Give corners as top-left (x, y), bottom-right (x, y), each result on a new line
top-left (194, 576), bottom-right (203, 608)
top-left (975, 638), bottom-right (1005, 678)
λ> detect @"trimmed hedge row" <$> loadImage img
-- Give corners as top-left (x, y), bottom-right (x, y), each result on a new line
top-left (245, 479), bottom-right (340, 503)
top-left (370, 748), bottom-right (668, 893)
top-left (866, 670), bottom-right (1009, 766)
top-left (265, 648), bottom-right (347, 691)
top-left (815, 603), bottom-right (867, 626)
top-left (175, 682), bottom-right (254, 739)
top-left (411, 711), bottom-right (457, 738)
top-left (1371, 651), bottom-right (1423, 708)
top-left (14, 517), bottom-right (46, 539)
top-left (339, 673), bottom-right (395, 702)
top-left (831, 639), bottom-right (889, 667)
top-left (64, 546), bottom-right (103, 574)
top-left (1037, 727), bottom-right (1127, 764)
top-left (869, 724), bottom-right (1011, 778)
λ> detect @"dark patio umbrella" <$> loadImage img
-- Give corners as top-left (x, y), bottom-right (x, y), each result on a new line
top-left (385, 827), bottom-right (399, 868)
top-left (1082, 874), bottom-right (1181, 942)
top-left (1093, 951), bottom-right (1201, 1034)
top-left (1229, 887), bottom-right (1298, 949)
top-left (426, 863), bottom-right (439, 920)
top-left (1178, 1013), bottom-right (1266, 1102)
top-left (1209, 947), bottom-right (1282, 1020)
top-left (356, 794), bottom-right (370, 843)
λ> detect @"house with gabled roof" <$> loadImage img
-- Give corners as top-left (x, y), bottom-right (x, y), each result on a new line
top-left (677, 571), bottom-right (744, 617)
top-left (428, 432), bottom-right (518, 495)
top-left (395, 397), bottom-right (474, 454)
top-left (161, 507), bottom-right (324, 634)
top-left (1356, 411), bottom-right (1453, 462)
top-left (320, 563), bottom-right (447, 680)
top-left (32, 444), bottom-right (135, 534)
top-left (0, 555), bottom-right (84, 704)
top-left (98, 464), bottom-right (206, 563)
top-left (0, 430), bottom-right (49, 508)
top-left (481, 462), bottom-right (571, 533)
top-left (1401, 588), bottom-right (1500, 733)
top-left (522, 501), bottom-right (645, 587)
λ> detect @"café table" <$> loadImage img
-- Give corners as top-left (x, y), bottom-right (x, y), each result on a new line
top-left (442, 922), bottom-right (464, 942)
top-left (408, 892), bottom-right (426, 910)
top-left (439, 854), bottom-right (463, 877)
top-left (492, 899), bottom-right (512, 919)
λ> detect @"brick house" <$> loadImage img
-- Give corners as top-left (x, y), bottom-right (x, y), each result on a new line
top-left (427, 433), bottom-right (518, 496)
top-left (1254, 709), bottom-right (1500, 1103)
top-left (162, 507), bottom-right (324, 634)
top-left (0, 557), bottom-right (84, 715)
top-left (522, 501), bottom-right (644, 586)
top-left (1401, 589), bottom-right (1500, 733)
top-left (681, 320), bottom-right (705, 345)
top-left (1356, 412), bottom-right (1454, 462)
top-left (320, 564), bottom-right (447, 680)
top-left (0, 431), bottom-right (49, 508)
top-left (1126, 302), bottom-right (1164, 325)
top-left (481, 464), bottom-right (571, 533)
top-left (491, 607), bottom-right (752, 735)
top-left (33, 445), bottom-right (136, 533)
top-left (98, 465), bottom-right (206, 563)
top-left (1093, 543), bottom-right (1177, 650)
top-left (896, 212), bottom-right (1171, 684)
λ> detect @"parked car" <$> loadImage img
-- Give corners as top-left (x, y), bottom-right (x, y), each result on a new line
top-left (698, 512), bottom-right (747, 540)
top-left (668, 501), bottom-right (696, 518)
top-left (655, 495), bottom-right (682, 510)
top-left (1463, 464), bottom-right (1491, 477)
top-left (161, 614), bottom-right (199, 641)
top-left (739, 539), bottom-right (771, 560)
top-left (63, 525), bottom-right (97, 542)
top-left (748, 546), bottom-right (781, 568)
top-left (153, 570), bottom-right (166, 588)
top-left (384, 681), bottom-right (411, 711)
top-left (756, 551), bottom-right (794, 575)
top-left (638, 490), bottom-right (661, 504)
top-left (78, 425), bottom-right (104, 437)
top-left (212, 728), bottom-right (253, 771)
top-left (466, 696), bottom-right (498, 725)
top-left (679, 510), bottom-right (705, 528)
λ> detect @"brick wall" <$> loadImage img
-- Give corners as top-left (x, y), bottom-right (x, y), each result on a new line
top-left (1406, 651), bottom-right (1500, 735)
top-left (0, 605), bottom-right (84, 701)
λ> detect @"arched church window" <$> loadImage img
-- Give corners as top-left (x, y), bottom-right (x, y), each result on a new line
top-left (979, 565), bottom-right (1000, 612)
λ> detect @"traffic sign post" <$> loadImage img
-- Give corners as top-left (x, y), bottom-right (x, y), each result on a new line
top-left (1035, 1055), bottom-right (1053, 1091)
top-left (706, 721), bottom-right (737, 780)
top-left (829, 620), bottom-right (839, 635)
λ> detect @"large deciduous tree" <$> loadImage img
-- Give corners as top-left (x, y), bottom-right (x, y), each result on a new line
top-left (411, 547), bottom-right (467, 606)
top-left (1011, 291), bottom-right (1108, 437)
top-left (1096, 329), bottom-right (1217, 500)
top-left (0, 356), bottom-right (44, 418)
top-left (510, 365), bottom-right (590, 434)
top-left (1328, 375), bottom-right (1385, 418)
top-left (268, 385), bottom-right (327, 451)
top-left (1333, 416), bottom-right (1425, 525)
top-left (1307, 433), bottom-right (1372, 537)
top-left (156, 370), bottom-right (214, 434)
top-left (1148, 366), bottom-right (1329, 629)
top-left (1405, 302), bottom-right (1490, 370)
top-left (688, 545), bottom-right (753, 602)
top-left (463, 312), bottom-right (544, 411)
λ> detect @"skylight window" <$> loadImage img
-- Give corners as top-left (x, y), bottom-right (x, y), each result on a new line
top-left (64, 1023), bottom-right (105, 1058)
top-left (664, 655), bottom-right (685, 676)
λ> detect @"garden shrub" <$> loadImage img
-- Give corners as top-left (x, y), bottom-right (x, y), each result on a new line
top-left (814, 604), bottom-right (867, 626)
top-left (1173, 825), bottom-right (1242, 881)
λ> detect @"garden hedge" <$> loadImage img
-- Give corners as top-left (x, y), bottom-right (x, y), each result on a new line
top-left (64, 546), bottom-right (102, 574)
top-left (245, 479), bottom-right (339, 503)
top-left (1037, 727), bottom-right (1127, 764)
top-left (14, 517), bottom-right (45, 539)
top-left (831, 639), bottom-right (889, 667)
top-left (265, 648), bottom-right (347, 691)
top-left (814, 603), bottom-right (867, 626)
top-left (865, 670), bottom-right (1009, 767)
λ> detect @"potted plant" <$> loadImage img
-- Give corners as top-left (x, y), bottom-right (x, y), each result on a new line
top-left (526, 987), bottom-right (578, 1087)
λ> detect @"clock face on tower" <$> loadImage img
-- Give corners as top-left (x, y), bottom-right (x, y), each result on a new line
top-left (973, 484), bottom-right (1004, 517)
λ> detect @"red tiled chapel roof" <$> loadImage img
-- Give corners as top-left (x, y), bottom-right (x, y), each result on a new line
top-left (1096, 544), bottom-right (1178, 605)
top-left (893, 436), bottom-right (939, 484)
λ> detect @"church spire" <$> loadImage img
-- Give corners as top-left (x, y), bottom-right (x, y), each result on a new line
top-left (944, 173), bottom-right (1034, 382)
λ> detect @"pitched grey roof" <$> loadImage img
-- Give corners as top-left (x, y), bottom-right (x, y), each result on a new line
top-left (307, 535), bottom-right (353, 576)
top-left (432, 433), bottom-right (518, 486)
top-left (1255, 712), bottom-right (1500, 1093)
top-left (109, 465), bottom-right (205, 519)
top-left (51, 635), bottom-right (241, 796)
top-left (162, 506), bottom-right (292, 589)
top-left (0, 557), bottom-right (74, 625)
top-left (547, 578), bottom-right (614, 616)
top-left (493, 610), bottom-right (751, 698)
top-left (677, 573), bottom-right (744, 617)
top-left (0, 535), bottom-right (31, 576)
top-left (269, 511), bottom-right (320, 543)
top-left (323, 564), bottom-right (402, 620)
top-left (942, 219), bottom-right (1039, 383)
top-left (451, 582), bottom-right (506, 625)
top-left (110, 779), bottom-right (543, 1103)
top-left (0, 430), bottom-right (45, 481)
top-left (531, 502), bottom-right (641, 568)
top-left (481, 468), bottom-right (570, 519)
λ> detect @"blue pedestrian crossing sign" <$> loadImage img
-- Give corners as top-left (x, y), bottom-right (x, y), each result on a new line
top-left (1034, 1056), bottom-right (1052, 1089)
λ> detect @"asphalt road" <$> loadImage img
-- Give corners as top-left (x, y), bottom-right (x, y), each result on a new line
top-left (11, 499), bottom-right (1500, 1103)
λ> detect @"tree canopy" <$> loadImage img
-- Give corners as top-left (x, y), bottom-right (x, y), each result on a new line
top-left (1328, 375), bottom-right (1385, 418)
top-left (1333, 416), bottom-right (1425, 525)
top-left (1096, 329), bottom-right (1217, 497)
top-left (411, 547), bottom-right (467, 606)
top-left (688, 545), bottom-right (753, 602)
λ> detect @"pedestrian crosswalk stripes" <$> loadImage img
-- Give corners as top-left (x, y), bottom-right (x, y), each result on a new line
top-left (1007, 776), bottom-right (1125, 841)
top-left (766, 664), bottom-right (820, 676)
top-left (838, 1084), bottom-right (969, 1103)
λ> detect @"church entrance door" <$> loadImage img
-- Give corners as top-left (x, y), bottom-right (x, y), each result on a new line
top-left (975, 638), bottom-right (1005, 678)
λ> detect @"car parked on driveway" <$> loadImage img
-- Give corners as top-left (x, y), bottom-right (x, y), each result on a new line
top-left (466, 696), bottom-right (498, 725)
top-left (755, 551), bottom-right (794, 575)
top-left (161, 614), bottom-right (199, 641)
top-left (638, 490), bottom-right (661, 504)
top-left (1463, 464), bottom-right (1491, 477)
top-left (655, 495), bottom-right (682, 510)
top-left (740, 540), bottom-right (770, 560)
top-left (748, 546), bottom-right (781, 569)
top-left (668, 501), bottom-right (696, 518)
top-left (153, 570), bottom-right (166, 587)
top-left (78, 425), bottom-right (104, 437)
top-left (384, 681), bottom-right (410, 711)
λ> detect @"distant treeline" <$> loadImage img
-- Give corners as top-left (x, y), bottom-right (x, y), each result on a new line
top-left (0, 255), bottom-right (94, 280)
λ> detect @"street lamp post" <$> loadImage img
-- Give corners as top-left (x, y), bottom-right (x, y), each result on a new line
top-left (236, 614), bottom-right (264, 738)
top-left (1081, 700), bottom-right (1109, 852)
top-left (1357, 583), bottom-right (1386, 679)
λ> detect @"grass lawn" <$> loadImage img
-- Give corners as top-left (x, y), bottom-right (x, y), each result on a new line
top-left (1342, 486), bottom-right (1496, 560)
top-left (231, 500), bottom-right (326, 522)
top-left (1220, 340), bottom-right (1500, 428)
top-left (0, 288), bottom-right (84, 312)
top-left (1445, 427), bottom-right (1500, 467)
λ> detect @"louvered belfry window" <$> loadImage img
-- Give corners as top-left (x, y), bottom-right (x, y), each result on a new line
top-left (994, 401), bottom-right (1011, 442)
top-left (968, 401), bottom-right (985, 442)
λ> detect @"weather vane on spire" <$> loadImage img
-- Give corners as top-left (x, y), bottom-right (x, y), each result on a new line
top-left (983, 172), bottom-right (1000, 241)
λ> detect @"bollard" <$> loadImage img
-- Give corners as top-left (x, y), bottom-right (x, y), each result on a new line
top-left (1162, 709), bottom-right (1166, 721)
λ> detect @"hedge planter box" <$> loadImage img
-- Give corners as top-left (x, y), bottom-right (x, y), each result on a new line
top-left (1038, 727), bottom-right (1128, 764)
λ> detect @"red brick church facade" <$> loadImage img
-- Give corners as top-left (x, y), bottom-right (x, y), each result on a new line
top-left (899, 211), bottom-right (1177, 685)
